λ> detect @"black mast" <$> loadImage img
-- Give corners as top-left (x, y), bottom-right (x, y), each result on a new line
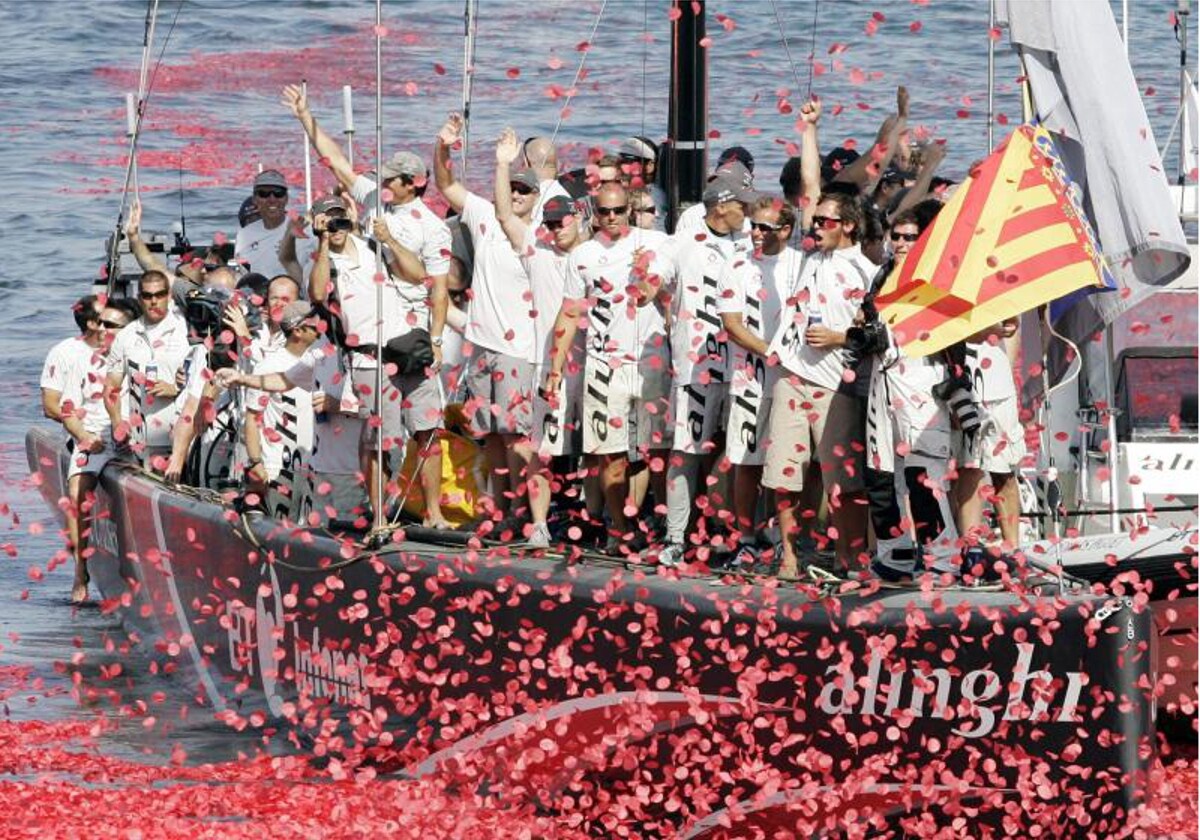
top-left (666, 0), bottom-right (706, 233)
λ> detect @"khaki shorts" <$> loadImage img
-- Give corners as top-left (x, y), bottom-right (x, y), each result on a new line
top-left (464, 349), bottom-right (534, 437)
top-left (762, 376), bottom-right (835, 492)
top-left (817, 390), bottom-right (867, 494)
top-left (66, 438), bottom-right (113, 480)
top-left (352, 366), bottom-right (444, 449)
top-left (954, 395), bottom-right (1027, 473)
top-left (582, 357), bottom-right (671, 456)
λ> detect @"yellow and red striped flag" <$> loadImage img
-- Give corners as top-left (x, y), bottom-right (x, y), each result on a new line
top-left (876, 123), bottom-right (1114, 358)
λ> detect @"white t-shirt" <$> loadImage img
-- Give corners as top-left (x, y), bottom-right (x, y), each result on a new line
top-left (964, 338), bottom-right (1017, 403)
top-left (717, 246), bottom-right (802, 393)
top-left (674, 203), bottom-right (752, 239)
top-left (324, 234), bottom-right (405, 370)
top-left (41, 336), bottom-right (90, 394)
top-left (282, 341), bottom-right (361, 476)
top-left (460, 191), bottom-right (536, 361)
top-left (350, 175), bottom-right (452, 333)
top-left (669, 227), bottom-right (747, 387)
top-left (60, 342), bottom-right (110, 436)
top-left (767, 244), bottom-right (875, 391)
top-left (106, 313), bottom-right (192, 449)
top-left (564, 228), bottom-right (674, 367)
top-left (518, 227), bottom-right (572, 367)
top-left (245, 345), bottom-right (314, 480)
top-left (235, 219), bottom-right (290, 280)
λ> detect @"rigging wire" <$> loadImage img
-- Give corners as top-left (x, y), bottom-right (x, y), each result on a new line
top-left (546, 0), bottom-right (609, 152)
top-left (769, 0), bottom-right (808, 100)
top-left (640, 0), bottom-right (648, 139)
top-left (805, 0), bottom-right (821, 100)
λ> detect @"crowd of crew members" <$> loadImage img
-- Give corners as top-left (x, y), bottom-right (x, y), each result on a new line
top-left (42, 84), bottom-right (1029, 602)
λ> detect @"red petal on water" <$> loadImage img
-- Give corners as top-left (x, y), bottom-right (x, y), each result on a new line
top-left (506, 67), bottom-right (520, 79)
top-left (433, 63), bottom-right (445, 75)
top-left (910, 21), bottom-right (922, 32)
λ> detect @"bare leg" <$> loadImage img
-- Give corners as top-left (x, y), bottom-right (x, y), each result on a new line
top-left (990, 472), bottom-right (1021, 548)
top-left (830, 490), bottom-right (870, 568)
top-left (504, 434), bottom-right (535, 521)
top-left (600, 453), bottom-right (631, 536)
top-left (527, 453), bottom-right (553, 528)
top-left (775, 489), bottom-right (802, 578)
top-left (954, 466), bottom-right (988, 542)
top-left (415, 430), bottom-right (450, 528)
top-left (732, 464), bottom-right (762, 543)
top-left (627, 460), bottom-right (649, 511)
top-left (482, 433), bottom-right (512, 515)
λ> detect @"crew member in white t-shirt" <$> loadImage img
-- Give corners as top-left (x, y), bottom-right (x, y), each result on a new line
top-left (660, 169), bottom-right (756, 567)
top-left (618, 137), bottom-right (668, 231)
top-left (239, 301), bottom-right (320, 519)
top-left (953, 318), bottom-right (1026, 550)
top-left (545, 183), bottom-right (675, 555)
top-left (44, 296), bottom-right (132, 603)
top-left (521, 135), bottom-right (571, 229)
top-left (718, 197), bottom-right (802, 569)
top-left (764, 193), bottom-right (876, 577)
top-left (435, 112), bottom-right (540, 525)
top-left (307, 195), bottom-right (447, 528)
top-left (674, 152), bottom-right (756, 237)
top-left (234, 169), bottom-right (299, 282)
top-left (105, 270), bottom-right (191, 470)
top-left (495, 127), bottom-right (588, 548)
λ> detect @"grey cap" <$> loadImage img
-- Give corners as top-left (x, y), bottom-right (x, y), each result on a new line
top-left (311, 194), bottom-right (347, 215)
top-left (702, 169), bottom-right (758, 207)
top-left (618, 137), bottom-right (657, 161)
top-left (254, 169), bottom-right (288, 190)
top-left (280, 301), bottom-right (318, 333)
top-left (509, 168), bottom-right (540, 192)
top-left (380, 151), bottom-right (426, 180)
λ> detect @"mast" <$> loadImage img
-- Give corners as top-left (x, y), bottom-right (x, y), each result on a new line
top-left (987, 0), bottom-right (996, 151)
top-left (666, 0), bottom-right (706, 233)
top-left (342, 85), bottom-right (356, 167)
top-left (1179, 0), bottom-right (1191, 189)
top-left (372, 0), bottom-right (386, 535)
top-left (460, 0), bottom-right (479, 179)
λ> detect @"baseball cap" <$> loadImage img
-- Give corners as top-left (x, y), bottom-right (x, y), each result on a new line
top-left (279, 301), bottom-right (318, 333)
top-left (881, 166), bottom-right (915, 184)
top-left (311, 195), bottom-right (347, 215)
top-left (619, 137), bottom-right (657, 161)
top-left (380, 151), bottom-right (426, 181)
top-left (821, 147), bottom-right (860, 184)
top-left (541, 196), bottom-right (574, 223)
top-left (702, 170), bottom-right (758, 207)
top-left (253, 169), bottom-right (288, 190)
top-left (509, 168), bottom-right (540, 192)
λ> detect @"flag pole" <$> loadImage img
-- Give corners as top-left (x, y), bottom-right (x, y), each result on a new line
top-left (302, 80), bottom-right (313, 216)
top-left (343, 84), bottom-right (356, 168)
top-left (987, 0), bottom-right (996, 152)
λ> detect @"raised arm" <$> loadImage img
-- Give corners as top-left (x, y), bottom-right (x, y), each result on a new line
top-left (798, 99), bottom-right (823, 231)
top-left (125, 201), bottom-right (171, 275)
top-left (282, 83), bottom-right (357, 192)
top-left (886, 140), bottom-right (946, 223)
top-left (493, 128), bottom-right (529, 250)
top-left (433, 113), bottom-right (469, 214)
top-left (833, 85), bottom-right (908, 189)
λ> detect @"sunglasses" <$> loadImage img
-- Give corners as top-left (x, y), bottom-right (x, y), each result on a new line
top-left (255, 188), bottom-right (287, 199)
top-left (510, 183), bottom-right (536, 196)
top-left (890, 231), bottom-right (920, 243)
top-left (634, 205), bottom-right (657, 215)
top-left (811, 215), bottom-right (842, 230)
top-left (596, 205), bottom-right (628, 217)
top-left (202, 262), bottom-right (224, 272)
top-left (139, 289), bottom-right (169, 300)
top-left (99, 318), bottom-right (126, 329)
top-left (598, 177), bottom-right (623, 185)
top-left (750, 221), bottom-right (783, 232)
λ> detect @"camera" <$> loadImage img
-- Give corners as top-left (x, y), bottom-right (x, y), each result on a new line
top-left (844, 320), bottom-right (890, 358)
top-left (325, 217), bottom-right (354, 233)
top-left (183, 286), bottom-right (262, 370)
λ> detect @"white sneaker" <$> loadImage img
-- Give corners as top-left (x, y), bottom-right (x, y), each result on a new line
top-left (657, 542), bottom-right (685, 568)
top-left (527, 522), bottom-right (551, 549)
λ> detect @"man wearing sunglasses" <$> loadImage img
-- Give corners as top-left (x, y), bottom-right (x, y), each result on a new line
top-left (764, 192), bottom-right (876, 577)
top-left (283, 83), bottom-right (451, 369)
top-left (436, 114), bottom-right (541, 529)
top-left (496, 128), bottom-right (587, 548)
top-left (547, 183), bottom-right (674, 556)
top-left (659, 169), bottom-right (757, 567)
top-left (104, 270), bottom-right (191, 471)
top-left (618, 137), bottom-right (666, 230)
top-left (234, 170), bottom-right (294, 282)
top-left (718, 197), bottom-right (804, 569)
top-left (43, 296), bottom-right (132, 601)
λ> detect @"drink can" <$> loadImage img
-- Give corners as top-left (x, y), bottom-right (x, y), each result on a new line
top-left (806, 313), bottom-right (822, 343)
top-left (313, 390), bottom-right (329, 423)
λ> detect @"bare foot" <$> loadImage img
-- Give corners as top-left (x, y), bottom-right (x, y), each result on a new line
top-left (777, 562), bottom-right (800, 581)
top-left (423, 517), bottom-right (453, 530)
top-left (70, 581), bottom-right (89, 604)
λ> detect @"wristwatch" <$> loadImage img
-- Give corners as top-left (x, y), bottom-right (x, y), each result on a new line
top-left (431, 335), bottom-right (444, 347)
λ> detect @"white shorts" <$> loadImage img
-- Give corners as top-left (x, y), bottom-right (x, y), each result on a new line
top-left (532, 366), bottom-right (583, 458)
top-left (726, 383), bottom-right (772, 466)
top-left (66, 438), bottom-right (113, 480)
top-left (582, 358), bottom-right (671, 456)
top-left (670, 383), bottom-right (728, 456)
top-left (955, 395), bottom-right (1027, 473)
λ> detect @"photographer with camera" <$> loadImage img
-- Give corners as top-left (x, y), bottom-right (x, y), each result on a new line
top-left (851, 209), bottom-right (966, 582)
